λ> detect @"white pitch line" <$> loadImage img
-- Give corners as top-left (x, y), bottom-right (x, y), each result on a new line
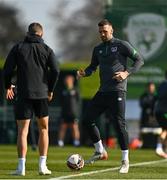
top-left (50, 159), bottom-right (167, 180)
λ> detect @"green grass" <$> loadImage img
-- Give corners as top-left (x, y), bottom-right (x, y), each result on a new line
top-left (0, 145), bottom-right (167, 179)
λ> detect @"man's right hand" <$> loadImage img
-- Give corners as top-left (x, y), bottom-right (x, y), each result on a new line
top-left (48, 92), bottom-right (53, 102)
top-left (77, 69), bottom-right (85, 79)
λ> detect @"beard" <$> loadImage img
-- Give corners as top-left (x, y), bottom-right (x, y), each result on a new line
top-left (101, 36), bottom-right (108, 42)
top-left (101, 36), bottom-right (111, 42)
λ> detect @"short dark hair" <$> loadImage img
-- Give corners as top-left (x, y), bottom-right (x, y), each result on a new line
top-left (98, 19), bottom-right (112, 27)
top-left (28, 22), bottom-right (43, 35)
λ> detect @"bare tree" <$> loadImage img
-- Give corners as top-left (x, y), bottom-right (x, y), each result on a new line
top-left (51, 0), bottom-right (103, 61)
top-left (0, 2), bottom-right (25, 58)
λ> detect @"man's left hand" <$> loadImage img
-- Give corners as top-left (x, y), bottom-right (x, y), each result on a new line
top-left (6, 85), bottom-right (15, 100)
top-left (112, 71), bottom-right (129, 82)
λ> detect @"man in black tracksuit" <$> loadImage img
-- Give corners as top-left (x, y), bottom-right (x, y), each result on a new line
top-left (77, 19), bottom-right (144, 173)
top-left (3, 23), bottom-right (59, 176)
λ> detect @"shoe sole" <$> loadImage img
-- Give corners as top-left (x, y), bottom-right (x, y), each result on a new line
top-left (10, 171), bottom-right (25, 176)
top-left (119, 170), bottom-right (129, 173)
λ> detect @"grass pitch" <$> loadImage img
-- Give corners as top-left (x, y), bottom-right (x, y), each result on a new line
top-left (0, 145), bottom-right (167, 179)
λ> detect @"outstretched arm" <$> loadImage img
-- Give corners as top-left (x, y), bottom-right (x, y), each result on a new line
top-left (77, 48), bottom-right (99, 79)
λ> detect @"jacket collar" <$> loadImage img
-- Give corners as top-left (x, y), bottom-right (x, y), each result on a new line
top-left (103, 37), bottom-right (115, 45)
top-left (24, 34), bottom-right (44, 43)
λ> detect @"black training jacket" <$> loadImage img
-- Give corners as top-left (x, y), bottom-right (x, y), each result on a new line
top-left (3, 34), bottom-right (59, 99)
top-left (84, 37), bottom-right (144, 92)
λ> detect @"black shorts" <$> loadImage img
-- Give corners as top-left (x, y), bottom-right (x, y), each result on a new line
top-left (155, 112), bottom-right (167, 129)
top-left (61, 114), bottom-right (78, 123)
top-left (15, 98), bottom-right (48, 120)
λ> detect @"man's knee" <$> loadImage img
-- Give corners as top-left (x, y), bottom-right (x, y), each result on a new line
top-left (37, 116), bottom-right (49, 130)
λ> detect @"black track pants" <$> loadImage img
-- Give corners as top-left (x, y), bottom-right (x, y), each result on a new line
top-left (83, 91), bottom-right (129, 150)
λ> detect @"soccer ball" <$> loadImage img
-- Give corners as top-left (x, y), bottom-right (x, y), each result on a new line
top-left (67, 154), bottom-right (84, 170)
